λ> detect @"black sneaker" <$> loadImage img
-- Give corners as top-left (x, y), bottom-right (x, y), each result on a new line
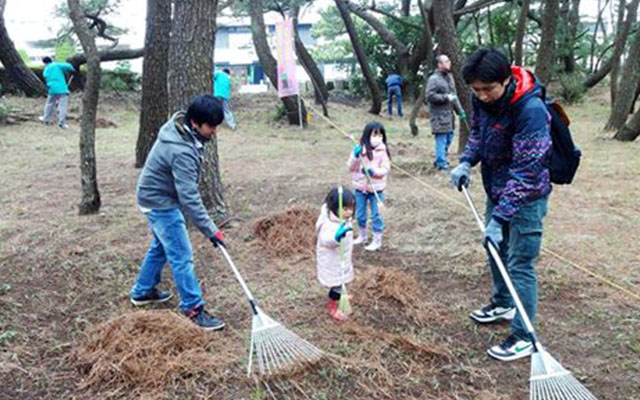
top-left (469, 303), bottom-right (516, 324)
top-left (184, 306), bottom-right (225, 331)
top-left (130, 289), bottom-right (172, 306)
top-left (487, 334), bottom-right (534, 361)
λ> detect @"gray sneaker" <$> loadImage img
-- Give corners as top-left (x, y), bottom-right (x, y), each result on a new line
top-left (470, 303), bottom-right (516, 324)
top-left (130, 289), bottom-right (172, 306)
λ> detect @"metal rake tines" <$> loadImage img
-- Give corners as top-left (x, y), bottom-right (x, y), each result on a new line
top-left (530, 351), bottom-right (599, 400)
top-left (249, 310), bottom-right (324, 376)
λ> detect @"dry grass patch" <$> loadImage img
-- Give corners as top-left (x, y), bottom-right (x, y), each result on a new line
top-left (253, 206), bottom-right (317, 257)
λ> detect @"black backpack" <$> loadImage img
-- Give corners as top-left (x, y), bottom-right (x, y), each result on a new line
top-left (544, 99), bottom-right (581, 184)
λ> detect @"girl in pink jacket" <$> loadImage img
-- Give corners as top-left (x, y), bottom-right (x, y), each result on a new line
top-left (347, 122), bottom-right (391, 251)
top-left (315, 187), bottom-right (355, 321)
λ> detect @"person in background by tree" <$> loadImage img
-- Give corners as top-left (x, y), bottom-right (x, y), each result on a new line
top-left (385, 71), bottom-right (403, 118)
top-left (130, 94), bottom-right (227, 331)
top-left (213, 67), bottom-right (237, 130)
top-left (39, 56), bottom-right (74, 129)
top-left (451, 48), bottom-right (551, 362)
top-left (425, 54), bottom-right (464, 170)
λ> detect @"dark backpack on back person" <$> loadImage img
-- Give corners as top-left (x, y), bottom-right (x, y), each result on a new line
top-left (544, 98), bottom-right (581, 184)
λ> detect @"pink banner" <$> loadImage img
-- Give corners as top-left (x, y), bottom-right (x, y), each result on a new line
top-left (275, 17), bottom-right (299, 98)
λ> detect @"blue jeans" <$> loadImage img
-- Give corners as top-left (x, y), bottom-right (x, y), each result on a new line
top-left (387, 85), bottom-right (403, 116)
top-left (434, 131), bottom-right (454, 169)
top-left (354, 190), bottom-right (385, 233)
top-left (220, 97), bottom-right (236, 130)
top-left (485, 196), bottom-right (548, 339)
top-left (131, 208), bottom-right (205, 312)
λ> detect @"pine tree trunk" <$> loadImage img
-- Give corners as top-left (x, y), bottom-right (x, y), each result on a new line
top-left (514, 0), bottom-right (531, 66)
top-left (561, 0), bottom-right (580, 73)
top-left (610, 0), bottom-right (627, 105)
top-left (0, 0), bottom-right (46, 96)
top-left (291, 6), bottom-right (329, 117)
top-left (605, 25), bottom-right (640, 130)
top-left (68, 0), bottom-right (101, 215)
top-left (535, 0), bottom-right (560, 85)
top-left (432, 0), bottom-right (472, 149)
top-left (614, 103), bottom-right (640, 141)
top-left (249, 0), bottom-right (306, 125)
top-left (335, 0), bottom-right (382, 114)
top-left (135, 0), bottom-right (170, 168)
top-left (168, 0), bottom-right (227, 222)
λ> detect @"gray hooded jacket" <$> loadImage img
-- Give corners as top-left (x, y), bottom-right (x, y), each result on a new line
top-left (136, 112), bottom-right (218, 238)
top-left (425, 70), bottom-right (456, 134)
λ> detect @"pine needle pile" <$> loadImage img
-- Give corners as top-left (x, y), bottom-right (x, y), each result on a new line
top-left (253, 207), bottom-right (317, 257)
top-left (71, 310), bottom-right (238, 396)
top-left (353, 267), bottom-right (446, 327)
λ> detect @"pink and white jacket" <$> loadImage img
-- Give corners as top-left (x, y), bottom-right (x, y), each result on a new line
top-left (315, 204), bottom-right (354, 288)
top-left (347, 143), bottom-right (391, 193)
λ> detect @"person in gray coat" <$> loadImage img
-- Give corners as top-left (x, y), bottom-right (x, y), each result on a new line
top-left (130, 94), bottom-right (227, 331)
top-left (425, 54), bottom-right (466, 170)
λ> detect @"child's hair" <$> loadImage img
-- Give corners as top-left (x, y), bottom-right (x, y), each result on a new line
top-left (360, 121), bottom-right (392, 161)
top-left (325, 186), bottom-right (355, 218)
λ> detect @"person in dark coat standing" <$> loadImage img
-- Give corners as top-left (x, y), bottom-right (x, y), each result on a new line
top-left (425, 54), bottom-right (462, 170)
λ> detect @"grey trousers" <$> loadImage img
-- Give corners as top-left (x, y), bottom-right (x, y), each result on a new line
top-left (42, 94), bottom-right (69, 127)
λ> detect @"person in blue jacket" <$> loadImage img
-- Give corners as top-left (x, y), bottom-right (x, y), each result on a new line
top-left (131, 94), bottom-right (227, 331)
top-left (39, 56), bottom-right (75, 129)
top-left (385, 72), bottom-right (404, 118)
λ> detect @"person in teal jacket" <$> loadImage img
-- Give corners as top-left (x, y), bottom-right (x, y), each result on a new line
top-left (213, 68), bottom-right (237, 130)
top-left (39, 56), bottom-right (75, 129)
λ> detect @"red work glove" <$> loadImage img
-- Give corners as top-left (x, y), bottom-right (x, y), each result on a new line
top-left (210, 230), bottom-right (225, 248)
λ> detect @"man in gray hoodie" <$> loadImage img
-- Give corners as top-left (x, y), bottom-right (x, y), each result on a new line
top-left (130, 94), bottom-right (226, 330)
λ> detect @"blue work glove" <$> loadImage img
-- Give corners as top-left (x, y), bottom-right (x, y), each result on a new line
top-left (450, 162), bottom-right (471, 191)
top-left (484, 218), bottom-right (504, 248)
top-left (361, 167), bottom-right (376, 177)
top-left (352, 144), bottom-right (362, 158)
top-left (334, 221), bottom-right (353, 242)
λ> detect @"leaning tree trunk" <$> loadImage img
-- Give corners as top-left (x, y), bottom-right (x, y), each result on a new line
top-left (0, 0), bottom-right (46, 96)
top-left (584, 0), bottom-right (639, 88)
top-left (249, 0), bottom-right (306, 125)
top-left (335, 0), bottom-right (382, 114)
top-left (535, 0), bottom-right (560, 85)
top-left (409, 0), bottom-right (434, 136)
top-left (135, 0), bottom-right (171, 168)
top-left (605, 25), bottom-right (640, 130)
top-left (514, 0), bottom-right (531, 66)
top-left (291, 6), bottom-right (329, 117)
top-left (169, 0), bottom-right (227, 221)
top-left (433, 0), bottom-right (472, 149)
top-left (68, 0), bottom-right (101, 215)
top-left (614, 101), bottom-right (640, 141)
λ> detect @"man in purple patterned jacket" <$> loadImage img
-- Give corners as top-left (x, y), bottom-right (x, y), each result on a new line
top-left (451, 48), bottom-right (551, 362)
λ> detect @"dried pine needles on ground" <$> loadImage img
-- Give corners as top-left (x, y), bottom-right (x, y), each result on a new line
top-left (71, 310), bottom-right (240, 397)
top-left (253, 207), bottom-right (317, 257)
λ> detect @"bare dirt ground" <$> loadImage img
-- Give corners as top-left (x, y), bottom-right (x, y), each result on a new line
top-left (0, 90), bottom-right (639, 400)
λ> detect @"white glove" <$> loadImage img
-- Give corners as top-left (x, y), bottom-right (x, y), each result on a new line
top-left (447, 93), bottom-right (457, 102)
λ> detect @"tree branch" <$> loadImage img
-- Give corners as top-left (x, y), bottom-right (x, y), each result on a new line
top-left (345, 0), bottom-right (409, 55)
top-left (67, 47), bottom-right (144, 68)
top-left (367, 6), bottom-right (424, 31)
top-left (84, 12), bottom-right (119, 46)
top-left (454, 0), bottom-right (507, 15)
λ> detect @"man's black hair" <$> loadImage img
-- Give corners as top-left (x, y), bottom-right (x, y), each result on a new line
top-left (42, 56), bottom-right (53, 64)
top-left (223, 68), bottom-right (231, 74)
top-left (462, 47), bottom-right (511, 84)
top-left (325, 186), bottom-right (355, 218)
top-left (185, 94), bottom-right (224, 128)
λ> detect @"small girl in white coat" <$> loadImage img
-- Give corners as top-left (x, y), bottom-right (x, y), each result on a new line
top-left (315, 187), bottom-right (355, 321)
